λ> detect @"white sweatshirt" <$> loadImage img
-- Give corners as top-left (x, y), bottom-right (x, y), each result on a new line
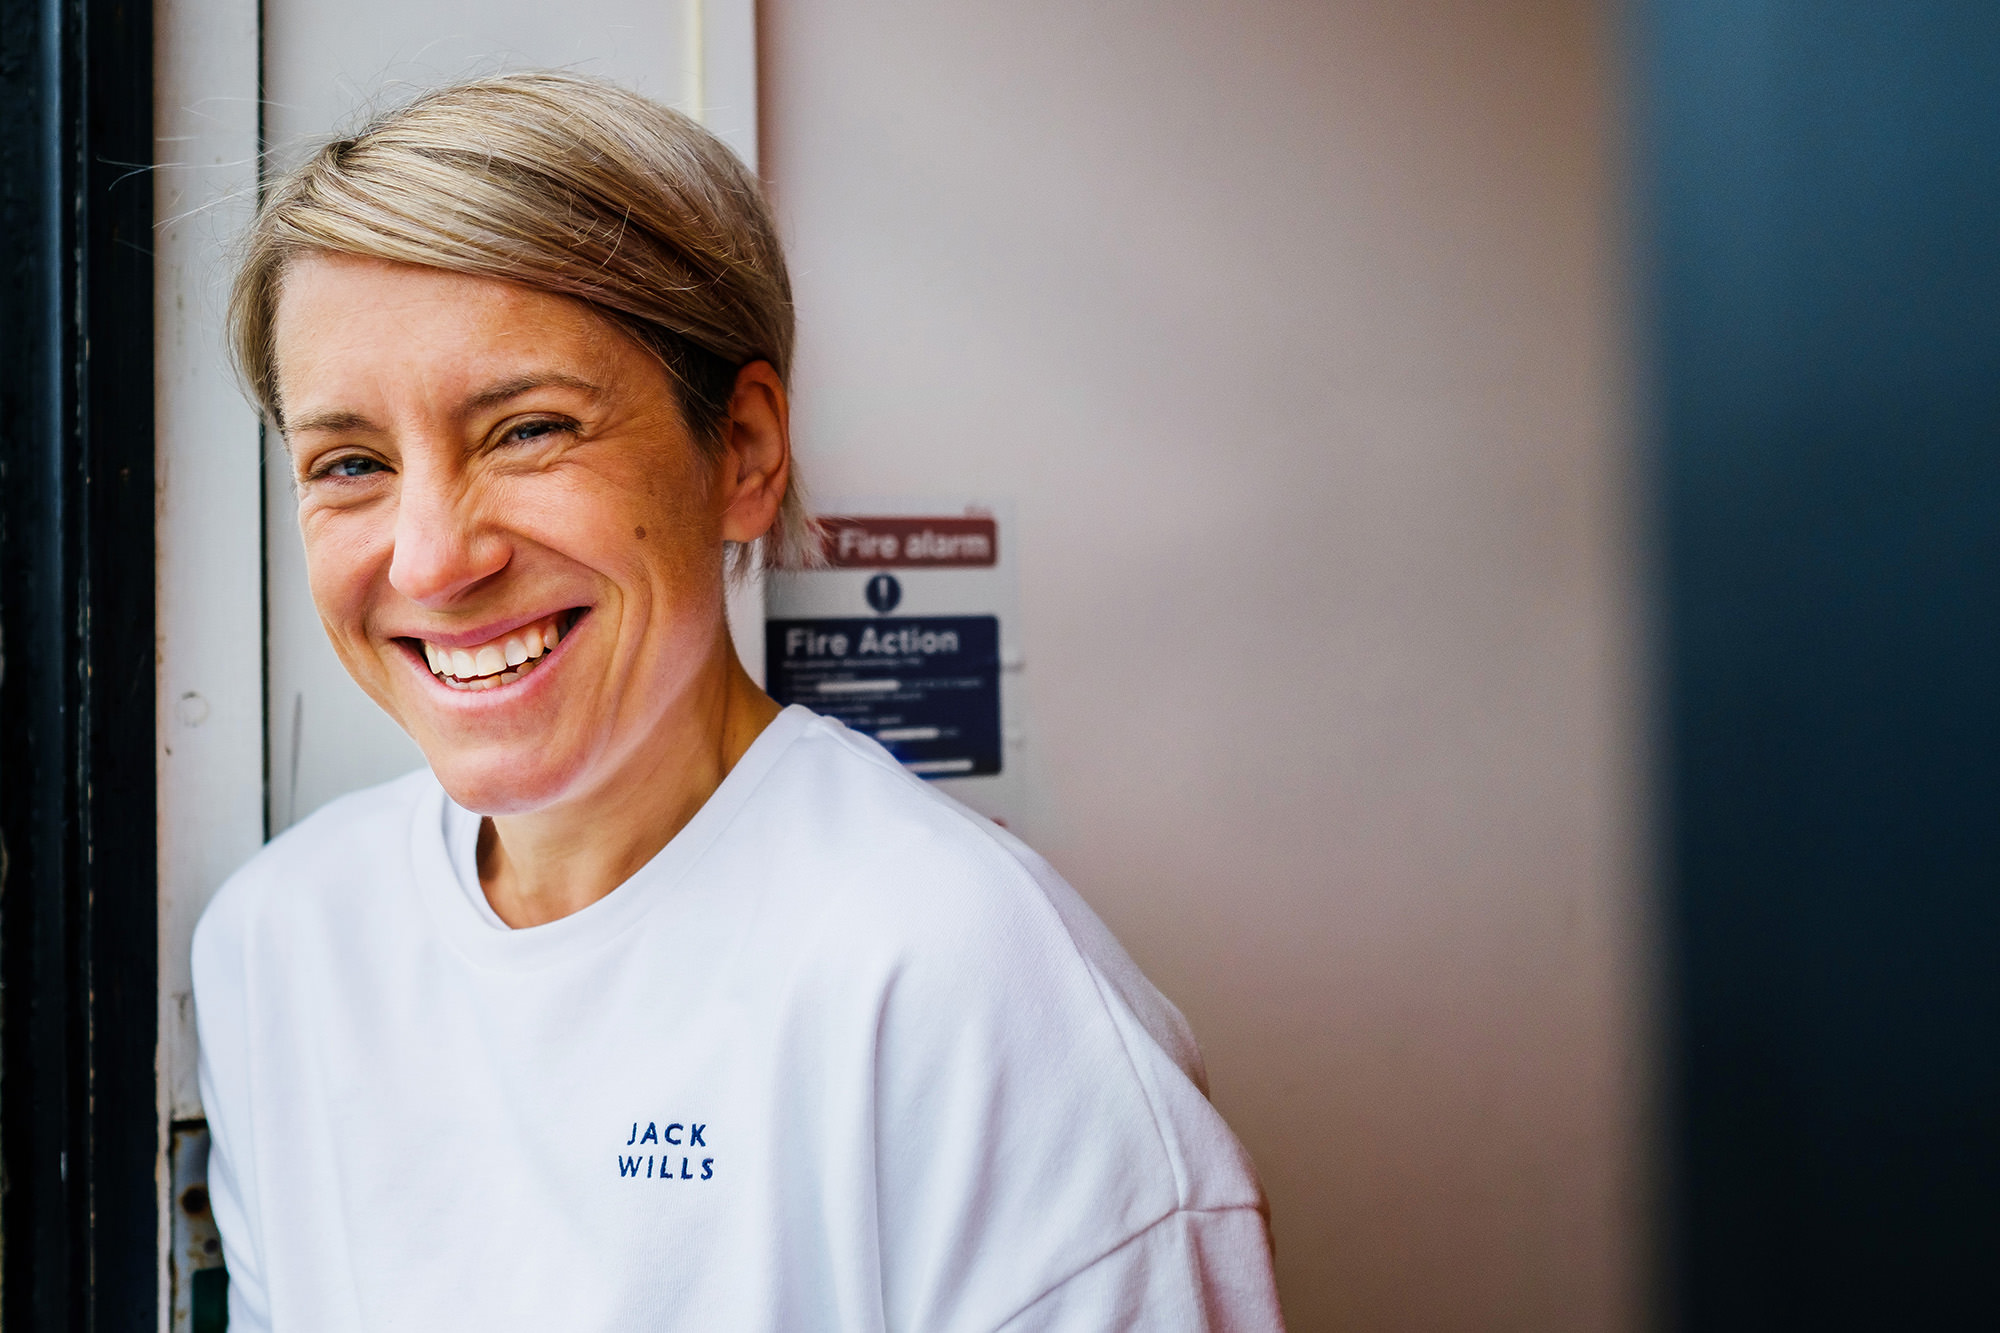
top-left (194, 706), bottom-right (1283, 1331)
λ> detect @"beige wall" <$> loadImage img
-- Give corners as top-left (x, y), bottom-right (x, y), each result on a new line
top-left (759, 1), bottom-right (1648, 1327)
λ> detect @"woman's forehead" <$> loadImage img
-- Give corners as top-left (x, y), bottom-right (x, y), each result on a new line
top-left (275, 255), bottom-right (599, 347)
top-left (271, 256), bottom-right (646, 413)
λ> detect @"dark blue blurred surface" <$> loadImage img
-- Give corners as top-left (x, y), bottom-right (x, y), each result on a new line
top-left (1640, 2), bottom-right (2000, 1326)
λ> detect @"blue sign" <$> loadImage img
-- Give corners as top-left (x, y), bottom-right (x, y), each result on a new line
top-left (765, 616), bottom-right (1001, 777)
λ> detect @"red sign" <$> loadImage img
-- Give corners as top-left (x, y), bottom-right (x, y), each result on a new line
top-left (819, 516), bottom-right (998, 568)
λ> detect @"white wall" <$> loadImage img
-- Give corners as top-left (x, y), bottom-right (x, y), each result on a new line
top-left (760, 1), bottom-right (1648, 1327)
top-left (154, 16), bottom-right (263, 1320)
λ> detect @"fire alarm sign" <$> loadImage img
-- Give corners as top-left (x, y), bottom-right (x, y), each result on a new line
top-left (764, 500), bottom-right (1036, 829)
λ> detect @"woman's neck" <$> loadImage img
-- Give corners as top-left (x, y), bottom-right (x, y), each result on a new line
top-left (475, 651), bottom-right (780, 929)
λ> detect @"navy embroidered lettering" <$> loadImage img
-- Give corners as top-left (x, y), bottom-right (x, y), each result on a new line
top-left (617, 1117), bottom-right (716, 1181)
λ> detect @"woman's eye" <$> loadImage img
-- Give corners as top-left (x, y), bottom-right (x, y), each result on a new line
top-left (319, 455), bottom-right (386, 480)
top-left (503, 419), bottom-right (573, 446)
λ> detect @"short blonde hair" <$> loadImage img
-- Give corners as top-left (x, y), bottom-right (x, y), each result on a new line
top-left (231, 69), bottom-right (817, 570)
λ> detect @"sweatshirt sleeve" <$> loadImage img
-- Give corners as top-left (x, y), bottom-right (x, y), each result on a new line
top-left (810, 792), bottom-right (1279, 1333)
top-left (192, 882), bottom-right (274, 1333)
top-left (994, 1206), bottom-right (1286, 1332)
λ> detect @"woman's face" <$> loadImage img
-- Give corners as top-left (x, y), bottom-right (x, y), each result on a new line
top-left (272, 254), bottom-right (778, 815)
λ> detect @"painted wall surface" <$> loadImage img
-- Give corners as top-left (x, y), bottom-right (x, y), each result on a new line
top-left (156, 0), bottom-right (263, 1129)
top-left (760, 1), bottom-right (1647, 1327)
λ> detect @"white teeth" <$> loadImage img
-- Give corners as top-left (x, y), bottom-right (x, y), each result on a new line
top-left (422, 614), bottom-right (568, 688)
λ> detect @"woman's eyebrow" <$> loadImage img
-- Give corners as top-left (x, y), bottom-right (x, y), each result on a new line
top-left (284, 374), bottom-right (607, 438)
top-left (464, 372), bottom-right (605, 414)
top-left (287, 407), bottom-right (374, 436)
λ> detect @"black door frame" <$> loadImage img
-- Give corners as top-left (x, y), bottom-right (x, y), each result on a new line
top-left (0, 0), bottom-right (158, 1323)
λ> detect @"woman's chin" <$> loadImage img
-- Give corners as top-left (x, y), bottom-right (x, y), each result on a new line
top-left (424, 750), bottom-right (583, 818)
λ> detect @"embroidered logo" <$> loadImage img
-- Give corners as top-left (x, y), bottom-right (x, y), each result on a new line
top-left (617, 1121), bottom-right (715, 1181)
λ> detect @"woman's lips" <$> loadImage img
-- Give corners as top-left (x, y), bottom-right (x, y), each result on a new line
top-left (418, 612), bottom-right (567, 692)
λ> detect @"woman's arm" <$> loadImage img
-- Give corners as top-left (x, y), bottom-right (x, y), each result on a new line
top-left (193, 884), bottom-right (274, 1332)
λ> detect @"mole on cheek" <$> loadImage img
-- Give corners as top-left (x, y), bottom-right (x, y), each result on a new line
top-left (634, 525), bottom-right (647, 540)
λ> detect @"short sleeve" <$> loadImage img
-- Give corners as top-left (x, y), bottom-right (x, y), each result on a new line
top-left (817, 804), bottom-right (1274, 1332)
top-left (995, 1207), bottom-right (1285, 1332)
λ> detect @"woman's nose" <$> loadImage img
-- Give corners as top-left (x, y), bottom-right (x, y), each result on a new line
top-left (387, 465), bottom-right (510, 606)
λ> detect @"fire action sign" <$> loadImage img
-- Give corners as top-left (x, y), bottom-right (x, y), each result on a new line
top-left (765, 507), bottom-right (1016, 781)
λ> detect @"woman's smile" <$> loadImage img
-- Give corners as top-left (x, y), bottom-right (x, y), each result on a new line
top-left (404, 607), bottom-right (584, 693)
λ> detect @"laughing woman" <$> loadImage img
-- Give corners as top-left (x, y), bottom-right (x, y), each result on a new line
top-left (193, 72), bottom-right (1283, 1331)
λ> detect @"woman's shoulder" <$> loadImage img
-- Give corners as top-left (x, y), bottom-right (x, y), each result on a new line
top-left (745, 714), bottom-right (1268, 1218)
top-left (193, 767), bottom-right (437, 959)
top-left (756, 715), bottom-right (1130, 956)
top-left (750, 714), bottom-right (1084, 948)
top-left (751, 714), bottom-right (1225, 1111)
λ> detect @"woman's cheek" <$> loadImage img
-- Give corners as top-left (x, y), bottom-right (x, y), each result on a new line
top-left (302, 510), bottom-right (390, 635)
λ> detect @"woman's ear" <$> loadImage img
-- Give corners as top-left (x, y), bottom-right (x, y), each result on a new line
top-left (715, 361), bottom-right (791, 546)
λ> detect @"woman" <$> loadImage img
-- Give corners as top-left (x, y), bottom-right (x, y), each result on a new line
top-left (195, 71), bottom-right (1282, 1330)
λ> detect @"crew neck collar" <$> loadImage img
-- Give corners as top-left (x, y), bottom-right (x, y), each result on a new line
top-left (409, 704), bottom-right (814, 970)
